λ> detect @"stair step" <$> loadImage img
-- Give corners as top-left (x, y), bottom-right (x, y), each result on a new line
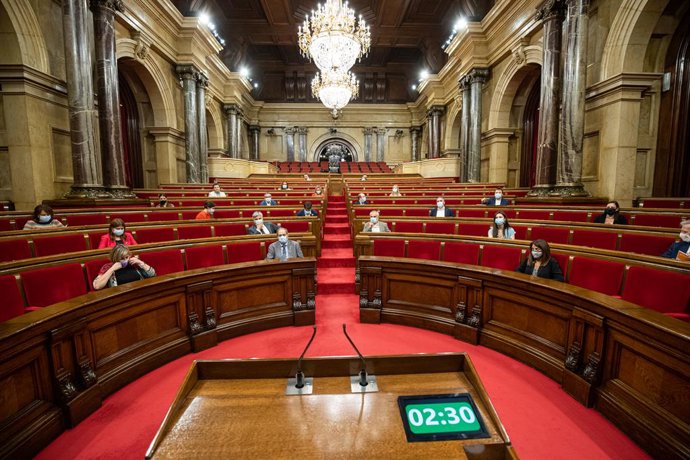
top-left (324, 226), bottom-right (350, 235)
top-left (323, 239), bottom-right (353, 249)
top-left (318, 283), bottom-right (356, 295)
top-left (326, 216), bottom-right (349, 223)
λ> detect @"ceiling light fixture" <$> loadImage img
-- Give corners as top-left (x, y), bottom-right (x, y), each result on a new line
top-left (311, 68), bottom-right (359, 119)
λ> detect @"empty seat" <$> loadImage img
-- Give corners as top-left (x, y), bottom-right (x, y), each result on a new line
top-left (425, 222), bottom-right (456, 235)
top-left (618, 233), bottom-right (676, 257)
top-left (110, 213), bottom-right (147, 223)
top-left (622, 266), bottom-right (690, 320)
top-left (142, 249), bottom-right (185, 276)
top-left (551, 210), bottom-right (590, 223)
top-left (227, 241), bottom-right (263, 263)
top-left (405, 208), bottom-right (430, 217)
top-left (571, 229), bottom-right (618, 250)
top-left (407, 240), bottom-right (441, 261)
top-left (393, 221), bottom-right (424, 233)
top-left (280, 221), bottom-right (309, 233)
top-left (148, 211), bottom-right (180, 222)
top-left (632, 214), bottom-right (683, 229)
top-left (0, 275), bottom-right (27, 322)
top-left (33, 233), bottom-right (88, 257)
top-left (529, 226), bottom-right (571, 245)
top-left (134, 227), bottom-right (176, 244)
top-left (177, 225), bottom-right (213, 240)
top-left (213, 210), bottom-right (241, 219)
top-left (442, 242), bottom-right (480, 265)
top-left (458, 209), bottom-right (487, 219)
top-left (214, 223), bottom-right (247, 237)
top-left (65, 214), bottom-right (108, 226)
top-left (0, 218), bottom-right (14, 231)
top-left (181, 211), bottom-right (199, 220)
top-left (185, 244), bottom-right (225, 270)
top-left (0, 239), bottom-right (32, 262)
top-left (459, 223), bottom-right (489, 237)
top-left (267, 209), bottom-right (295, 217)
top-left (568, 257), bottom-right (625, 296)
top-left (480, 245), bottom-right (523, 271)
top-left (517, 210), bottom-right (552, 221)
top-left (22, 263), bottom-right (88, 307)
top-left (372, 239), bottom-right (405, 257)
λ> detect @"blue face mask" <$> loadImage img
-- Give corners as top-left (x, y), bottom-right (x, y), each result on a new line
top-left (531, 250), bottom-right (543, 259)
top-left (113, 228), bottom-right (125, 237)
top-left (120, 259), bottom-right (129, 268)
top-left (38, 215), bottom-right (52, 224)
top-left (278, 235), bottom-right (288, 244)
top-left (495, 217), bottom-right (505, 225)
top-left (370, 217), bottom-right (378, 224)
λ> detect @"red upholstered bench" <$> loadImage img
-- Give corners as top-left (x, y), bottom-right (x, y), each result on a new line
top-left (529, 226), bottom-right (571, 245)
top-left (517, 210), bottom-right (552, 221)
top-left (0, 239), bottom-right (32, 262)
top-left (84, 258), bottom-right (109, 289)
top-left (632, 214), bottom-right (684, 229)
top-left (214, 223), bottom-right (247, 237)
top-left (64, 214), bottom-right (108, 226)
top-left (393, 221), bottom-right (424, 233)
top-left (442, 242), bottom-right (480, 265)
top-left (372, 239), bottom-right (405, 257)
top-left (571, 229), bottom-right (618, 250)
top-left (21, 263), bottom-right (88, 307)
top-left (147, 211), bottom-right (180, 222)
top-left (143, 249), bottom-right (185, 276)
top-left (408, 240), bottom-right (441, 261)
top-left (110, 212), bottom-right (148, 223)
top-left (480, 245), bottom-right (523, 271)
top-left (227, 241), bottom-right (263, 263)
top-left (178, 225), bottom-right (213, 240)
top-left (425, 222), bottom-right (457, 235)
top-left (568, 256), bottom-right (625, 296)
top-left (267, 209), bottom-right (296, 217)
top-left (618, 233), bottom-right (676, 257)
top-left (134, 227), bottom-right (176, 244)
top-left (185, 244), bottom-right (224, 270)
top-left (0, 275), bottom-right (31, 321)
top-left (622, 266), bottom-right (690, 322)
top-left (213, 210), bottom-right (241, 219)
top-left (405, 208), bottom-right (429, 217)
top-left (181, 211), bottom-right (199, 220)
top-left (459, 223), bottom-right (489, 237)
top-left (280, 221), bottom-right (309, 233)
top-left (552, 210), bottom-right (590, 223)
top-left (0, 218), bottom-right (14, 231)
top-left (33, 233), bottom-right (88, 257)
top-left (458, 209), bottom-right (488, 219)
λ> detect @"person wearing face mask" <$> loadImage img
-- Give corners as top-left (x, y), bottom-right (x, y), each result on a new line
top-left (594, 200), bottom-right (627, 225)
top-left (155, 194), bottom-right (174, 208)
top-left (363, 210), bottom-right (390, 233)
top-left (515, 239), bottom-right (564, 281)
top-left (360, 174), bottom-right (368, 182)
top-left (661, 220), bottom-right (690, 259)
top-left (98, 218), bottom-right (137, 249)
top-left (389, 185), bottom-right (402, 197)
top-left (304, 174), bottom-right (312, 182)
top-left (296, 201), bottom-right (319, 217)
top-left (247, 211), bottom-right (278, 235)
top-left (488, 212), bottom-right (516, 239)
top-left (266, 228), bottom-right (303, 261)
top-left (355, 193), bottom-right (368, 205)
top-left (430, 197), bottom-right (455, 217)
top-left (92, 245), bottom-right (155, 290)
top-left (482, 188), bottom-right (510, 206)
top-left (23, 204), bottom-right (65, 230)
top-left (278, 181), bottom-right (291, 190)
top-left (195, 201), bottom-right (216, 220)
top-left (208, 183), bottom-right (227, 198)
top-left (259, 193), bottom-right (278, 206)
top-left (312, 186), bottom-right (324, 197)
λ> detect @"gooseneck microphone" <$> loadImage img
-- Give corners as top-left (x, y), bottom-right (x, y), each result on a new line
top-left (294, 326), bottom-right (317, 389)
top-left (342, 324), bottom-right (369, 387)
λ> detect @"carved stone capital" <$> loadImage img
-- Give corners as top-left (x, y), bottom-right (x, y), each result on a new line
top-left (468, 68), bottom-right (490, 85)
top-left (133, 32), bottom-right (150, 62)
top-left (197, 72), bottom-right (210, 88)
top-left (459, 75), bottom-right (472, 91)
top-left (536, 0), bottom-right (566, 21)
top-left (409, 126), bottom-right (422, 135)
top-left (176, 65), bottom-right (200, 81)
top-left (90, 0), bottom-right (123, 13)
top-left (428, 105), bottom-right (446, 117)
top-left (284, 127), bottom-right (297, 135)
top-left (363, 127), bottom-right (375, 135)
top-left (375, 128), bottom-right (388, 136)
top-left (297, 127), bottom-right (309, 134)
top-left (249, 125), bottom-right (261, 134)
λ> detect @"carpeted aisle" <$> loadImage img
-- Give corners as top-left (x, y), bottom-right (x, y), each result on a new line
top-left (36, 194), bottom-right (650, 460)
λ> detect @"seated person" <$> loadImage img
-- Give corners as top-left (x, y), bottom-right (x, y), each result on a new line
top-left (363, 210), bottom-right (390, 232)
top-left (594, 200), bottom-right (627, 225)
top-left (430, 197), bottom-right (455, 217)
top-left (247, 211), bottom-right (278, 235)
top-left (389, 185), bottom-right (402, 197)
top-left (296, 201), bottom-right (319, 217)
top-left (312, 186), bottom-right (324, 197)
top-left (98, 218), bottom-right (137, 248)
top-left (266, 227), bottom-right (303, 261)
top-left (155, 194), bottom-right (175, 207)
top-left (208, 183), bottom-right (227, 198)
top-left (488, 212), bottom-right (515, 239)
top-left (278, 181), bottom-right (291, 190)
top-left (355, 193), bottom-right (368, 205)
top-left (515, 239), bottom-right (564, 281)
top-left (92, 245), bottom-right (155, 290)
top-left (260, 193), bottom-right (277, 206)
top-left (23, 204), bottom-right (65, 230)
top-left (360, 174), bottom-right (367, 181)
top-left (661, 220), bottom-right (690, 259)
top-left (195, 201), bottom-right (216, 220)
top-left (303, 174), bottom-right (312, 181)
top-left (482, 188), bottom-right (510, 206)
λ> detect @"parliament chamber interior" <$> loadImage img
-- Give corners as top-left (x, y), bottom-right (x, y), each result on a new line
top-left (0, 0), bottom-right (689, 458)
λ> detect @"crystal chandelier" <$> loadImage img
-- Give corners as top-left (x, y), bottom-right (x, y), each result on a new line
top-left (311, 69), bottom-right (360, 118)
top-left (298, 0), bottom-right (371, 72)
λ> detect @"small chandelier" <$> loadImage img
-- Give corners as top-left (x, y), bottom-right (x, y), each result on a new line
top-left (298, 0), bottom-right (371, 72)
top-left (311, 69), bottom-right (359, 118)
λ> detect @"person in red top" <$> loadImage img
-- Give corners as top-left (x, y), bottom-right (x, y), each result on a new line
top-left (98, 218), bottom-right (137, 249)
top-left (195, 201), bottom-right (216, 220)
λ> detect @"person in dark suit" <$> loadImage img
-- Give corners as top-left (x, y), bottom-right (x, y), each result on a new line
top-left (482, 188), bottom-right (510, 206)
top-left (354, 193), bottom-right (368, 205)
top-left (515, 239), bottom-right (564, 281)
top-left (247, 211), bottom-right (278, 235)
top-left (593, 201), bottom-right (628, 225)
top-left (430, 197), bottom-right (455, 217)
top-left (266, 227), bottom-right (304, 261)
top-left (661, 220), bottom-right (690, 259)
top-left (259, 193), bottom-right (278, 206)
top-left (296, 201), bottom-right (319, 217)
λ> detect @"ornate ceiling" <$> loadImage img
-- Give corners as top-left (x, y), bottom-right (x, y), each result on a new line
top-left (170, 0), bottom-right (494, 103)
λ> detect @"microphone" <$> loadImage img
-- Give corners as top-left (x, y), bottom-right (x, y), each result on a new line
top-left (286, 326), bottom-right (317, 395)
top-left (343, 324), bottom-right (378, 393)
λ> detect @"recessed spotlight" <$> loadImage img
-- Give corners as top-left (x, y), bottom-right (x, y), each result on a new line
top-left (199, 13), bottom-right (210, 25)
top-left (419, 69), bottom-right (429, 80)
top-left (411, 84), bottom-right (417, 91)
top-left (239, 67), bottom-right (250, 78)
top-left (253, 82), bottom-right (259, 88)
top-left (455, 17), bottom-right (468, 31)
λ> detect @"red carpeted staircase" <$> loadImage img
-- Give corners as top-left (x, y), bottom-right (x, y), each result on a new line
top-left (317, 195), bottom-right (356, 295)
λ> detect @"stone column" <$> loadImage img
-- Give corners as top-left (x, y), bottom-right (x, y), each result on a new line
top-left (62, 0), bottom-right (105, 198)
top-left (223, 103), bottom-right (239, 158)
top-left (376, 128), bottom-right (387, 162)
top-left (467, 69), bottom-right (490, 182)
top-left (459, 76), bottom-right (472, 182)
top-left (409, 126), bottom-right (421, 161)
top-left (196, 73), bottom-right (209, 183)
top-left (236, 110), bottom-right (244, 159)
top-left (177, 65), bottom-right (200, 182)
top-left (363, 128), bottom-right (374, 162)
top-left (249, 125), bottom-right (261, 160)
top-left (529, 0), bottom-right (565, 196)
top-left (553, 0), bottom-right (589, 196)
top-left (297, 127), bottom-right (308, 161)
top-left (427, 106), bottom-right (445, 159)
top-left (284, 127), bottom-right (296, 162)
top-left (92, 0), bottom-right (133, 196)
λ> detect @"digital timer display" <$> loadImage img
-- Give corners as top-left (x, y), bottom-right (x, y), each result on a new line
top-left (397, 394), bottom-right (489, 442)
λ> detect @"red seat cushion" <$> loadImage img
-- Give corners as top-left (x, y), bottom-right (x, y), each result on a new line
top-left (552, 211), bottom-right (590, 223)
top-left (0, 275), bottom-right (26, 322)
top-left (178, 225), bottom-right (213, 240)
top-left (529, 226), bottom-right (571, 245)
top-left (65, 214), bottom-right (108, 226)
top-left (0, 239), bottom-right (32, 263)
top-left (142, 249), bottom-right (185, 276)
top-left (214, 223), bottom-right (247, 237)
top-left (442, 242), bottom-right (480, 265)
top-left (134, 227), bottom-right (176, 244)
top-left (459, 223), bottom-right (489, 237)
top-left (571, 229), bottom-right (618, 250)
top-left (568, 257), bottom-right (625, 296)
top-left (407, 240), bottom-right (441, 260)
top-left (0, 218), bottom-right (14, 231)
top-left (213, 210), bottom-right (241, 219)
top-left (267, 209), bottom-right (295, 217)
top-left (185, 244), bottom-right (225, 270)
top-left (480, 245), bottom-right (524, 271)
top-left (22, 263), bottom-right (88, 307)
top-left (425, 222), bottom-right (456, 235)
top-left (622, 266), bottom-right (690, 315)
top-left (394, 221), bottom-right (424, 233)
top-left (110, 213), bottom-right (147, 223)
top-left (181, 211), bottom-right (199, 220)
top-left (632, 213), bottom-right (682, 228)
top-left (279, 221), bottom-right (309, 233)
top-left (517, 210), bottom-right (552, 221)
top-left (458, 209), bottom-right (487, 219)
top-left (33, 234), bottom-right (88, 257)
top-left (227, 241), bottom-right (263, 263)
top-left (405, 208), bottom-right (429, 217)
top-left (85, 258), bottom-right (110, 289)
top-left (372, 239), bottom-right (405, 257)
top-left (618, 233), bottom-right (676, 257)
top-left (148, 211), bottom-right (180, 222)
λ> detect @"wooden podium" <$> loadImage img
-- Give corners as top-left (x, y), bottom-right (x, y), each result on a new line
top-left (146, 353), bottom-right (516, 459)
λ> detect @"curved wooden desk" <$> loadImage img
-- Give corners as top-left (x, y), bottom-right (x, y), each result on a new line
top-left (357, 256), bottom-right (690, 459)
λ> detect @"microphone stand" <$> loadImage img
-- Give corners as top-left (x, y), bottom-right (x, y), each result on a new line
top-left (343, 324), bottom-right (378, 393)
top-left (285, 326), bottom-right (317, 395)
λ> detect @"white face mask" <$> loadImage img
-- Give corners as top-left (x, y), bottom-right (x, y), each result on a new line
top-left (208, 208), bottom-right (215, 215)
top-left (255, 218), bottom-right (263, 226)
top-left (495, 193), bottom-right (503, 200)
top-left (370, 216), bottom-right (378, 224)
top-left (680, 233), bottom-right (690, 243)
top-left (265, 197), bottom-right (272, 202)
top-left (278, 235), bottom-right (288, 243)
top-left (113, 228), bottom-right (125, 236)
top-left (437, 201), bottom-right (444, 208)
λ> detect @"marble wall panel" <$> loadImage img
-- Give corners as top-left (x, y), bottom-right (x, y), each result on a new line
top-left (634, 148), bottom-right (649, 188)
top-left (51, 128), bottom-right (73, 181)
top-left (582, 131), bottom-right (600, 180)
top-left (0, 147), bottom-right (10, 199)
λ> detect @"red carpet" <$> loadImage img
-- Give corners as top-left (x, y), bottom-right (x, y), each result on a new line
top-left (36, 194), bottom-right (650, 460)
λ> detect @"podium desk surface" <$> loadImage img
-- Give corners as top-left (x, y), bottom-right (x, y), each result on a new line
top-left (147, 354), bottom-right (515, 459)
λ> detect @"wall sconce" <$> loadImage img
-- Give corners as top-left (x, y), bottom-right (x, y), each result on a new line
top-left (394, 129), bottom-right (404, 138)
top-left (266, 128), bottom-right (276, 135)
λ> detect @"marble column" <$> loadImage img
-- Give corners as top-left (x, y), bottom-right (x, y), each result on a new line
top-left (409, 126), bottom-right (421, 161)
top-left (196, 73), bottom-right (209, 183)
top-left (284, 127), bottom-right (296, 162)
top-left (529, 0), bottom-right (565, 196)
top-left (376, 128), bottom-right (387, 162)
top-left (553, 0), bottom-right (590, 196)
top-left (427, 106), bottom-right (445, 159)
top-left (459, 76), bottom-right (472, 182)
top-left (62, 0), bottom-right (106, 198)
top-left (236, 110), bottom-right (244, 159)
top-left (363, 128), bottom-right (374, 162)
top-left (297, 127), bottom-right (308, 161)
top-left (177, 65), bottom-right (200, 182)
top-left (222, 104), bottom-right (239, 158)
top-left (467, 69), bottom-right (490, 182)
top-left (249, 125), bottom-right (261, 160)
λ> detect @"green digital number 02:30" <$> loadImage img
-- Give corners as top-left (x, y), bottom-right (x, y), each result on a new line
top-left (405, 402), bottom-right (480, 435)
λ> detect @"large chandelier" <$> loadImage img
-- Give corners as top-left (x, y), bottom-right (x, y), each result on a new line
top-left (311, 69), bottom-right (360, 118)
top-left (298, 0), bottom-right (371, 72)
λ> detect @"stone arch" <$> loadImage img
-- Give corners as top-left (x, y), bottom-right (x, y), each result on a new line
top-left (444, 98), bottom-right (462, 150)
top-left (206, 101), bottom-right (223, 151)
top-left (309, 132), bottom-right (362, 161)
top-left (0, 0), bottom-right (49, 73)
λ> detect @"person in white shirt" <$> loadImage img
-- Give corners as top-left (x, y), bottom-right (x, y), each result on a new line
top-left (360, 174), bottom-right (367, 181)
top-left (208, 183), bottom-right (227, 198)
top-left (355, 193), bottom-right (368, 205)
top-left (389, 185), bottom-right (402, 197)
top-left (429, 197), bottom-right (455, 217)
top-left (363, 210), bottom-right (390, 233)
top-left (247, 211), bottom-right (278, 235)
